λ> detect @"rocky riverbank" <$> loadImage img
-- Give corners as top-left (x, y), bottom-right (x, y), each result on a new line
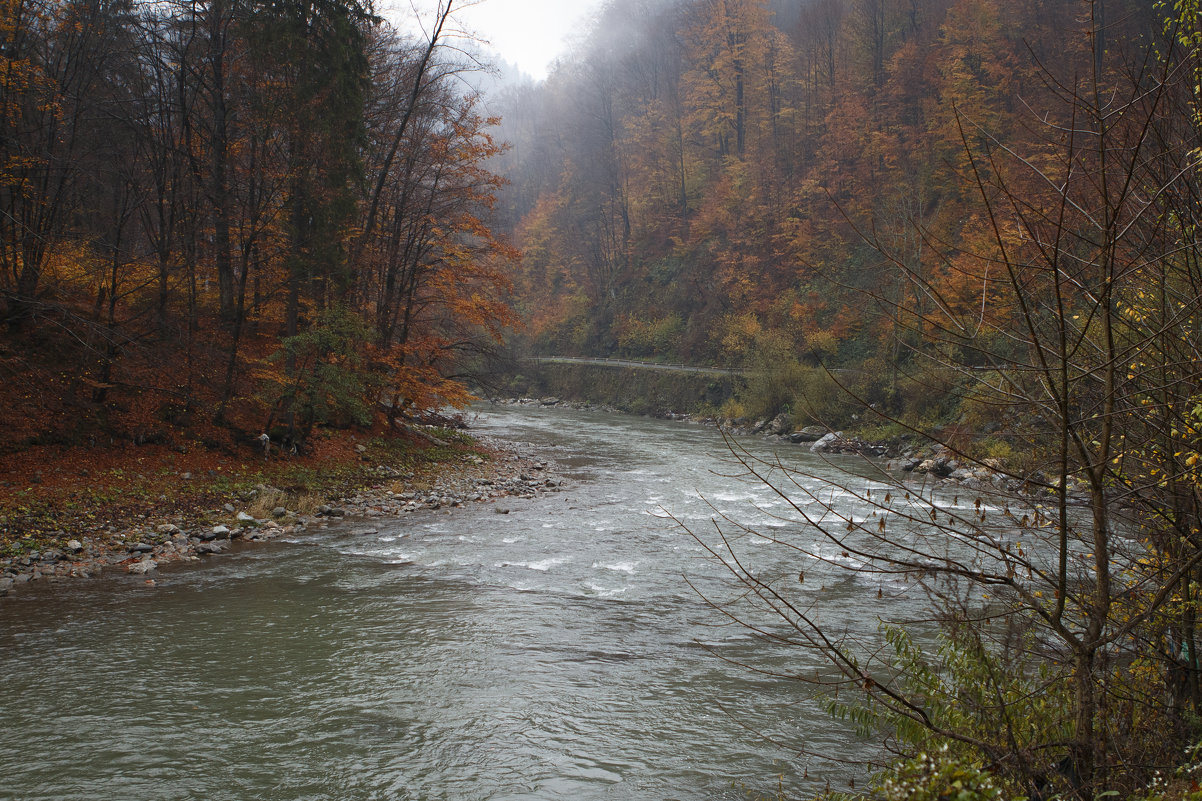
top-left (0, 434), bottom-right (566, 599)
top-left (502, 397), bottom-right (1087, 501)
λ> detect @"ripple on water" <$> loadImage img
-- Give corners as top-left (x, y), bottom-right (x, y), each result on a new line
top-left (0, 404), bottom-right (911, 800)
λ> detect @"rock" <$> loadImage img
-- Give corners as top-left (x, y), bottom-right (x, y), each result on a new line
top-left (235, 512), bottom-right (255, 523)
top-left (127, 560), bottom-right (157, 575)
top-left (211, 525), bottom-right (231, 538)
top-left (355, 444), bottom-right (367, 453)
top-left (540, 397), bottom-right (560, 406)
top-left (495, 508), bottom-right (510, 515)
top-left (272, 507), bottom-right (287, 518)
top-left (0, 577), bottom-right (13, 595)
top-left (223, 503), bottom-right (235, 513)
top-left (66, 539), bottom-right (83, 553)
top-left (949, 468), bottom-right (975, 481)
top-left (181, 472), bottom-right (193, 480)
top-left (811, 432), bottom-right (842, 453)
top-left (766, 413), bottom-right (791, 436)
top-left (156, 523), bottom-right (180, 535)
top-left (129, 542), bottom-right (155, 554)
top-left (789, 426), bottom-right (827, 443)
top-left (196, 541), bottom-right (228, 555)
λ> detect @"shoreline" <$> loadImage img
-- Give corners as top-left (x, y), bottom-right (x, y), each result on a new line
top-left (0, 431), bottom-right (567, 600)
top-left (495, 396), bottom-right (1084, 500)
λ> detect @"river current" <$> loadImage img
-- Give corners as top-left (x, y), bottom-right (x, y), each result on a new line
top-left (0, 404), bottom-right (913, 800)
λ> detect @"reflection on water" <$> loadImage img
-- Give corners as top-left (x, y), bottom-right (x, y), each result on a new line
top-left (0, 404), bottom-right (903, 800)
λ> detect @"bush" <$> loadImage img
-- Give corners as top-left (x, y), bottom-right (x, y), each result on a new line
top-left (878, 750), bottom-right (1016, 801)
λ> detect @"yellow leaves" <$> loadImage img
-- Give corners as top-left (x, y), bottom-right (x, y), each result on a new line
top-left (250, 365), bottom-right (288, 387)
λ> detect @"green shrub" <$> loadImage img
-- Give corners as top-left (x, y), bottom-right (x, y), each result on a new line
top-left (878, 750), bottom-right (1016, 801)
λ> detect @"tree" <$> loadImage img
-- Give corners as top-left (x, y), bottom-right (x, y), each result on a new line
top-left (685, 2), bottom-right (1202, 797)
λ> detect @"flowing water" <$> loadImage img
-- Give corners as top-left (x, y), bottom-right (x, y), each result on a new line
top-left (0, 405), bottom-right (926, 800)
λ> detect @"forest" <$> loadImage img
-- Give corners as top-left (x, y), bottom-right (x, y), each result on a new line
top-left (0, 0), bottom-right (513, 454)
top-left (6, 0), bottom-right (1202, 797)
top-left (497, 0), bottom-right (1202, 427)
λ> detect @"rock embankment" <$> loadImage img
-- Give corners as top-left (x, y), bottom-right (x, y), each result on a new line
top-left (0, 437), bottom-right (566, 598)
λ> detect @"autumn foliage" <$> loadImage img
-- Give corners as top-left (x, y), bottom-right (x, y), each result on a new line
top-left (0, 0), bottom-right (516, 456)
top-left (497, 0), bottom-right (1168, 374)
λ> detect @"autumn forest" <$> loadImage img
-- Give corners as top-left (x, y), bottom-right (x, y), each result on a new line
top-left (1, 0), bottom-right (516, 453)
top-left (6, 0), bottom-right (1202, 796)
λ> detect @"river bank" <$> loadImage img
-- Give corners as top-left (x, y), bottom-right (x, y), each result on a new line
top-left (494, 396), bottom-right (1088, 502)
top-left (0, 428), bottom-right (566, 599)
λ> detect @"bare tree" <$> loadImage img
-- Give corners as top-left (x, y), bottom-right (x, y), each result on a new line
top-left (685, 4), bottom-right (1202, 798)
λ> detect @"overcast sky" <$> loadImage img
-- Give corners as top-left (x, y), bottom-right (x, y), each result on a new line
top-left (388, 0), bottom-right (607, 82)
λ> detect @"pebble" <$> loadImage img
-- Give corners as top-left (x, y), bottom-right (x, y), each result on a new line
top-left (1, 435), bottom-right (567, 598)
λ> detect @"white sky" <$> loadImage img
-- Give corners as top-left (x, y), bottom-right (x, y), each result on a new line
top-left (390, 0), bottom-right (606, 82)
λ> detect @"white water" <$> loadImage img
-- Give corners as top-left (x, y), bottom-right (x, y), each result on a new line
top-left (0, 404), bottom-right (935, 800)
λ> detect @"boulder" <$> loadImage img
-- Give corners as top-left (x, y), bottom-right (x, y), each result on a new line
top-left (127, 560), bottom-right (157, 575)
top-left (789, 426), bottom-right (827, 443)
top-left (765, 413), bottom-right (792, 436)
top-left (810, 432), bottom-right (843, 453)
top-left (917, 458), bottom-right (954, 477)
top-left (66, 539), bottom-right (83, 553)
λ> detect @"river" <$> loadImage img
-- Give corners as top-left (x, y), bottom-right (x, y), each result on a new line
top-left (0, 404), bottom-right (913, 800)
